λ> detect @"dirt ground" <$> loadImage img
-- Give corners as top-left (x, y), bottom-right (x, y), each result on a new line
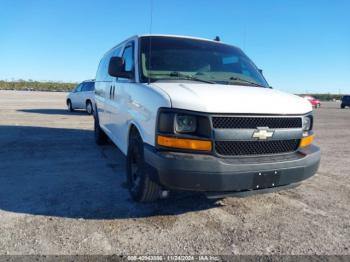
top-left (0, 90), bottom-right (349, 255)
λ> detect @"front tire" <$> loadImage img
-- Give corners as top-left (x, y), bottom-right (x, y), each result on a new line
top-left (341, 104), bottom-right (345, 109)
top-left (126, 130), bottom-right (161, 202)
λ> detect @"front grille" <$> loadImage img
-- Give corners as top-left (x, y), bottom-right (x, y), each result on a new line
top-left (215, 140), bottom-right (300, 156)
top-left (212, 117), bottom-right (302, 129)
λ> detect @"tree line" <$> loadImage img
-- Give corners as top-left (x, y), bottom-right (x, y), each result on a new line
top-left (0, 80), bottom-right (346, 100)
top-left (0, 80), bottom-right (77, 92)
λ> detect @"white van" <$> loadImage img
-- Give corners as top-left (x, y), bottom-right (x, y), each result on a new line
top-left (94, 35), bottom-right (320, 202)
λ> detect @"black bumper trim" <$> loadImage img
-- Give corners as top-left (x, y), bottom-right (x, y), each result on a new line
top-left (205, 182), bottom-right (301, 199)
top-left (144, 144), bottom-right (320, 193)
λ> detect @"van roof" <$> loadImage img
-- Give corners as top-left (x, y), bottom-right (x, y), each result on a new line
top-left (138, 34), bottom-right (238, 48)
top-left (103, 34), bottom-right (240, 61)
top-left (111, 34), bottom-right (237, 50)
top-left (139, 34), bottom-right (222, 42)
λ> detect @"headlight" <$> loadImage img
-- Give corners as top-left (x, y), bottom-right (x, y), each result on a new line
top-left (157, 108), bottom-right (211, 138)
top-left (175, 114), bottom-right (197, 133)
top-left (302, 115), bottom-right (313, 131)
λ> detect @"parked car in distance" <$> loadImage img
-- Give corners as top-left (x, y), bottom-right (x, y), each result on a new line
top-left (66, 80), bottom-right (95, 114)
top-left (341, 95), bottom-right (350, 109)
top-left (302, 95), bottom-right (321, 108)
top-left (94, 35), bottom-right (320, 202)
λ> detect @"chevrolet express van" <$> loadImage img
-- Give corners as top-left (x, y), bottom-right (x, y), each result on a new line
top-left (94, 35), bottom-right (320, 202)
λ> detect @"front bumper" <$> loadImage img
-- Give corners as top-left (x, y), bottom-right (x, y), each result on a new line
top-left (144, 145), bottom-right (320, 194)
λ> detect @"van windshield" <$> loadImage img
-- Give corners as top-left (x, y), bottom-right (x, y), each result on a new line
top-left (139, 36), bottom-right (269, 87)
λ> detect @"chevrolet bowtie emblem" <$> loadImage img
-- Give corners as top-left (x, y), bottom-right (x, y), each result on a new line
top-left (252, 128), bottom-right (274, 140)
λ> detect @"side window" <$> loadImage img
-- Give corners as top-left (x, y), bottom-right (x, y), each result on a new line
top-left (122, 44), bottom-right (134, 73)
top-left (86, 82), bottom-right (95, 91)
top-left (103, 55), bottom-right (113, 81)
top-left (113, 47), bottom-right (122, 57)
top-left (81, 82), bottom-right (94, 91)
top-left (96, 47), bottom-right (122, 82)
top-left (95, 59), bottom-right (105, 82)
top-left (81, 83), bottom-right (87, 92)
top-left (96, 52), bottom-right (114, 82)
top-left (76, 84), bottom-right (83, 92)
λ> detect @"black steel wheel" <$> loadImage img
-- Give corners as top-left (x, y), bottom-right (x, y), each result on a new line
top-left (126, 130), bottom-right (161, 202)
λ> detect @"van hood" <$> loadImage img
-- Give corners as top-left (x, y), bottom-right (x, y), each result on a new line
top-left (152, 82), bottom-right (312, 115)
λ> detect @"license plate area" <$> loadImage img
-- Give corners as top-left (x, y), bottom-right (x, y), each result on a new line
top-left (253, 170), bottom-right (280, 189)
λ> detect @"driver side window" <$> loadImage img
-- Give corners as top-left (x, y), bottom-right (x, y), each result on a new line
top-left (122, 43), bottom-right (134, 73)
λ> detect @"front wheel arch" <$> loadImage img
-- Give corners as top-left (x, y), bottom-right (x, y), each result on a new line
top-left (126, 123), bottom-right (145, 153)
top-left (126, 126), bottom-right (161, 202)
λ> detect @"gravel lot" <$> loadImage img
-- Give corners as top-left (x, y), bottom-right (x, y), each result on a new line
top-left (0, 90), bottom-right (349, 255)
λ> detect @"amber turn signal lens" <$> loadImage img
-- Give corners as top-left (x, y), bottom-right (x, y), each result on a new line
top-left (157, 135), bottom-right (212, 151)
top-left (299, 135), bottom-right (314, 148)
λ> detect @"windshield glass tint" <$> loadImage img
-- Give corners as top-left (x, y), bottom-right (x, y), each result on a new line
top-left (139, 36), bottom-right (269, 87)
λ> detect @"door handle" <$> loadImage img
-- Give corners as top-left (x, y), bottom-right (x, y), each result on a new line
top-left (109, 85), bottom-right (116, 100)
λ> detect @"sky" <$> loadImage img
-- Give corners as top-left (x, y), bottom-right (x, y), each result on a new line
top-left (0, 0), bottom-right (349, 93)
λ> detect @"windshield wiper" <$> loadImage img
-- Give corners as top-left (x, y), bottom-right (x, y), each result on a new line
top-left (150, 72), bottom-right (215, 84)
top-left (229, 76), bottom-right (265, 87)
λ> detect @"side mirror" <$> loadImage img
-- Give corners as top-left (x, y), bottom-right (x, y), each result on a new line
top-left (258, 69), bottom-right (263, 75)
top-left (108, 56), bottom-right (132, 78)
